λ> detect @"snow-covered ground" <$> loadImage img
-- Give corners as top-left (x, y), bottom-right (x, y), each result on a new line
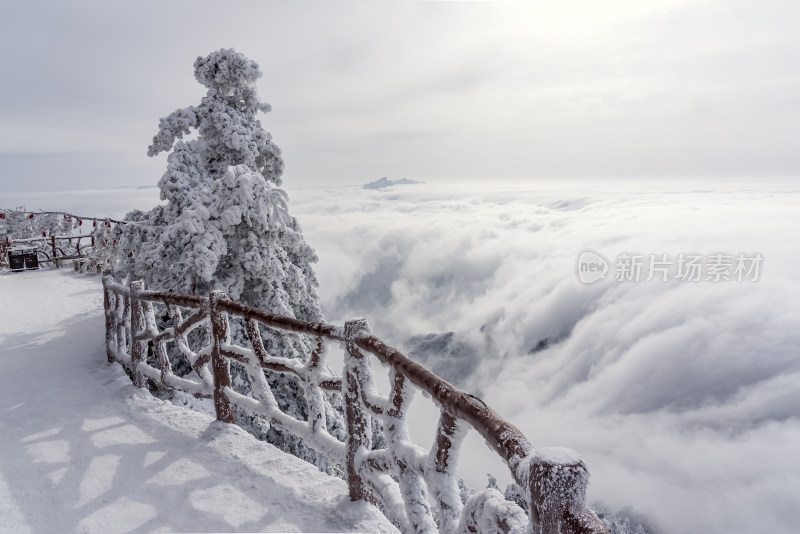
top-left (0, 269), bottom-right (397, 534)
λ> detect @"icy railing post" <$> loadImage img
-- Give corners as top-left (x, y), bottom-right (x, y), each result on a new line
top-left (129, 280), bottom-right (147, 388)
top-left (525, 448), bottom-right (606, 534)
top-left (305, 336), bottom-right (327, 433)
top-left (50, 235), bottom-right (59, 268)
top-left (120, 288), bottom-right (131, 359)
top-left (344, 317), bottom-right (373, 502)
top-left (430, 410), bottom-right (466, 534)
top-left (209, 290), bottom-right (235, 424)
top-left (102, 273), bottom-right (115, 364)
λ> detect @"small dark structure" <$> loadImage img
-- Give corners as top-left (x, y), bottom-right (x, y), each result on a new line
top-left (7, 246), bottom-right (39, 272)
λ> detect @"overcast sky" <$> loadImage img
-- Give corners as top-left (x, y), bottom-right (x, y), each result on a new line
top-left (1, 0), bottom-right (798, 194)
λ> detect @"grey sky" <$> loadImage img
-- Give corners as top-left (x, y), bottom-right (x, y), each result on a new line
top-left (1, 0), bottom-right (798, 193)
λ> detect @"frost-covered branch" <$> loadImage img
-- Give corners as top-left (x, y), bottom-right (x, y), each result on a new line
top-left (148, 107), bottom-right (199, 157)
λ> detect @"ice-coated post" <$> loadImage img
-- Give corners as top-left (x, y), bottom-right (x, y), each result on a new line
top-left (209, 290), bottom-right (235, 424)
top-left (526, 448), bottom-right (607, 534)
top-left (344, 317), bottom-right (372, 502)
top-left (51, 235), bottom-right (59, 268)
top-left (121, 291), bottom-right (131, 357)
top-left (430, 409), bottom-right (466, 534)
top-left (129, 280), bottom-right (147, 388)
top-left (102, 274), bottom-right (115, 364)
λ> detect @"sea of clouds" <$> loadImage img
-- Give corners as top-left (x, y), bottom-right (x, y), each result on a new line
top-left (290, 178), bottom-right (800, 534)
top-left (8, 177), bottom-right (799, 533)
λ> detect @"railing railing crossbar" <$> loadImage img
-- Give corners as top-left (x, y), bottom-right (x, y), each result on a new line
top-left (3, 234), bottom-right (97, 267)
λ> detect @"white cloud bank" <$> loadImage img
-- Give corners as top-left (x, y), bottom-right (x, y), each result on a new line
top-left (291, 178), bottom-right (800, 534)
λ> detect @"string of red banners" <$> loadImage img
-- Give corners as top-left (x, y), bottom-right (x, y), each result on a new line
top-left (0, 210), bottom-right (126, 225)
top-left (0, 210), bottom-right (126, 239)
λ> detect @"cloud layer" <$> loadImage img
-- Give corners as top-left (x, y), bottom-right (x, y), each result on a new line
top-left (291, 178), bottom-right (800, 534)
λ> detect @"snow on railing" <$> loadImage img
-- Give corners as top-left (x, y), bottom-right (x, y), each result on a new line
top-left (102, 274), bottom-right (609, 534)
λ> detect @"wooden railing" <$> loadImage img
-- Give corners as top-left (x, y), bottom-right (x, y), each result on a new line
top-left (102, 273), bottom-right (609, 534)
top-left (2, 234), bottom-right (96, 267)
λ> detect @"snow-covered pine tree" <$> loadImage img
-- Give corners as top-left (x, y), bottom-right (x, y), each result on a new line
top-left (115, 48), bottom-right (345, 471)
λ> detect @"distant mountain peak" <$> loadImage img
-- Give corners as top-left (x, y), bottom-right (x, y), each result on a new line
top-left (363, 177), bottom-right (424, 190)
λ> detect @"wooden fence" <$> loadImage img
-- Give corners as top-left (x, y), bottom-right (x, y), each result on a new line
top-left (2, 234), bottom-right (95, 268)
top-left (102, 274), bottom-right (609, 534)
